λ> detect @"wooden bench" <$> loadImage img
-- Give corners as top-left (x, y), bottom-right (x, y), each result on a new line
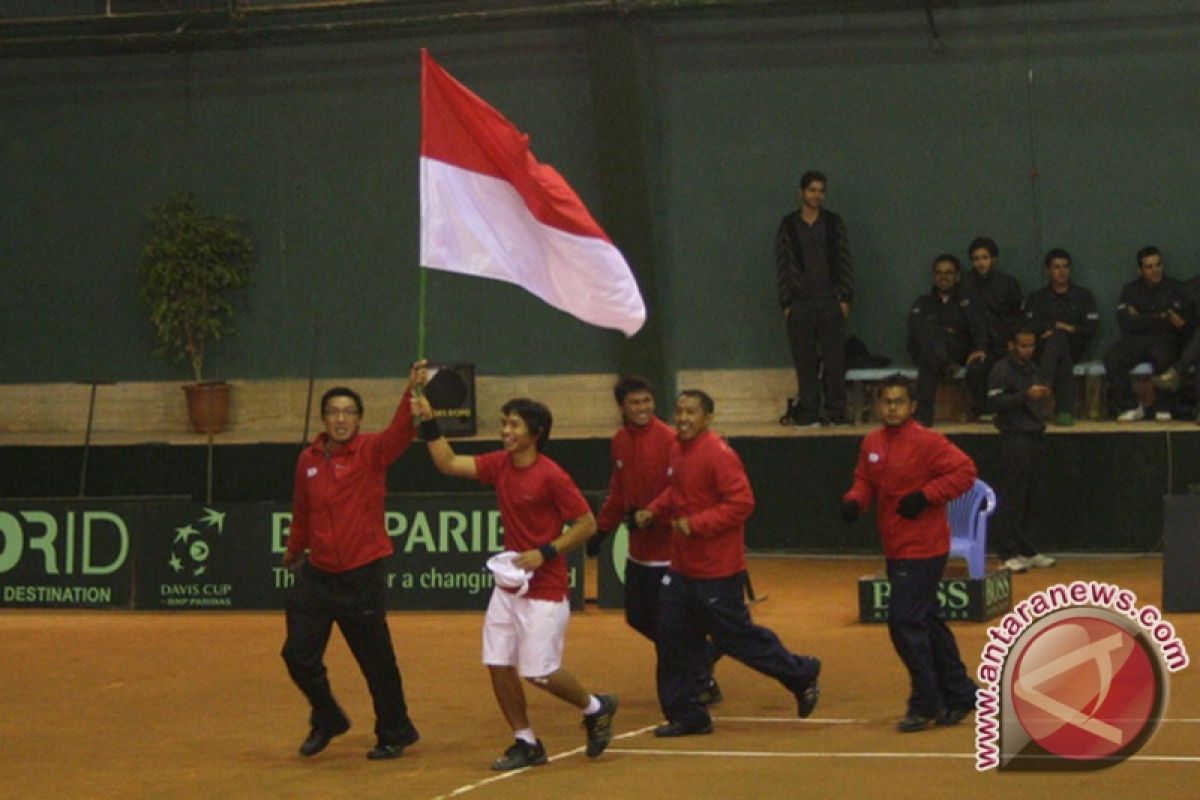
top-left (847, 361), bottom-right (1156, 424)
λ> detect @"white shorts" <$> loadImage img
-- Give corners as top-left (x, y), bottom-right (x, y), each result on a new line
top-left (481, 587), bottom-right (569, 678)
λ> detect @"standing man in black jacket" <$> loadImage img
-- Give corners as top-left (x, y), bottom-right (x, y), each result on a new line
top-left (987, 327), bottom-right (1056, 574)
top-left (1022, 248), bottom-right (1100, 427)
top-left (907, 255), bottom-right (985, 427)
top-left (776, 170), bottom-right (855, 427)
top-left (962, 237), bottom-right (1023, 422)
top-left (1104, 246), bottom-right (1192, 422)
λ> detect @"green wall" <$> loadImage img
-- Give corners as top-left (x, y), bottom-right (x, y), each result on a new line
top-left (2, 2), bottom-right (1198, 384)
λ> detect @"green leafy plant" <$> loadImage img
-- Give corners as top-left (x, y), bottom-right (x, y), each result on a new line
top-left (137, 193), bottom-right (254, 383)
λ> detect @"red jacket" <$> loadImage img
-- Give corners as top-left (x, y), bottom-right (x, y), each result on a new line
top-left (287, 388), bottom-right (416, 573)
top-left (597, 417), bottom-right (675, 564)
top-left (647, 429), bottom-right (755, 579)
top-left (843, 417), bottom-right (977, 560)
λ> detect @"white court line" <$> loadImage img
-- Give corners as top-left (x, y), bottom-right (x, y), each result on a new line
top-left (431, 715), bottom-right (1200, 796)
top-left (430, 725), bottom-right (657, 800)
top-left (606, 749), bottom-right (1200, 764)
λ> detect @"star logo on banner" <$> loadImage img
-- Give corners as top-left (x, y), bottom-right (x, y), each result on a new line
top-left (200, 508), bottom-right (226, 533)
top-left (173, 525), bottom-right (199, 545)
top-left (166, 509), bottom-right (229, 579)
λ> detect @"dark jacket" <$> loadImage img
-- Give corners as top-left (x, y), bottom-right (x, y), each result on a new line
top-left (987, 354), bottom-right (1047, 434)
top-left (963, 268), bottom-right (1023, 353)
top-left (1023, 283), bottom-right (1100, 352)
top-left (907, 285), bottom-right (985, 353)
top-left (776, 209), bottom-right (854, 307)
top-left (1115, 276), bottom-right (1193, 338)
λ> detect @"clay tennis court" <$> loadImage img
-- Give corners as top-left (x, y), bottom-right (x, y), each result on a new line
top-left (2, 555), bottom-right (1195, 799)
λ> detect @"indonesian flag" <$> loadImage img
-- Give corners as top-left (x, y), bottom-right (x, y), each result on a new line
top-left (419, 50), bottom-right (646, 337)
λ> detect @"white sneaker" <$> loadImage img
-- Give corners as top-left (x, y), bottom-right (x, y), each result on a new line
top-left (1154, 410), bottom-right (1174, 422)
top-left (1116, 406), bottom-right (1144, 423)
top-left (1003, 556), bottom-right (1031, 573)
top-left (1027, 553), bottom-right (1057, 568)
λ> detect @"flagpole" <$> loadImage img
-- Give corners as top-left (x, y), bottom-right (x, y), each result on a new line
top-left (417, 266), bottom-right (428, 361)
top-left (415, 266), bottom-right (428, 398)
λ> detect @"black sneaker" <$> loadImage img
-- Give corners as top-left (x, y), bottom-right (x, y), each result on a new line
top-left (896, 712), bottom-right (937, 733)
top-left (795, 657), bottom-right (821, 718)
top-left (653, 720), bottom-right (713, 737)
top-left (698, 678), bottom-right (723, 707)
top-left (298, 718), bottom-right (350, 757)
top-left (491, 739), bottom-right (548, 771)
top-left (937, 703), bottom-right (976, 726)
top-left (583, 693), bottom-right (618, 758)
top-left (367, 724), bottom-right (421, 760)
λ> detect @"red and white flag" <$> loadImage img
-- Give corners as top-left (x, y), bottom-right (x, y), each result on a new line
top-left (419, 50), bottom-right (646, 337)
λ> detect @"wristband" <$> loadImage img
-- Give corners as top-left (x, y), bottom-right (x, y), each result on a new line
top-left (419, 417), bottom-right (443, 441)
top-left (539, 543), bottom-right (559, 562)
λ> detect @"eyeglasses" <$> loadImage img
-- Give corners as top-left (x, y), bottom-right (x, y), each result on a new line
top-left (323, 407), bottom-right (361, 419)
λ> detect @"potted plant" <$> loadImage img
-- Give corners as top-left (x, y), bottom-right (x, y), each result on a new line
top-left (137, 192), bottom-right (254, 433)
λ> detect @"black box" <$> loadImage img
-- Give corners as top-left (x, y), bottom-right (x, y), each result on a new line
top-left (425, 362), bottom-right (476, 437)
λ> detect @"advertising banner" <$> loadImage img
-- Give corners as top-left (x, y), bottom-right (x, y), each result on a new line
top-left (3, 495), bottom-right (583, 611)
top-left (0, 501), bottom-right (144, 608)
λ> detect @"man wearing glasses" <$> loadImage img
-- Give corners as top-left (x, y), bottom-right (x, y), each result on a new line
top-left (906, 254), bottom-right (985, 427)
top-left (280, 361), bottom-right (427, 761)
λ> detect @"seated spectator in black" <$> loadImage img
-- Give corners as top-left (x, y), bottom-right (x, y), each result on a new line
top-left (907, 254), bottom-right (985, 427)
top-left (962, 237), bottom-right (1023, 423)
top-left (1152, 273), bottom-right (1200, 422)
top-left (1104, 246), bottom-right (1193, 422)
top-left (1022, 248), bottom-right (1099, 427)
top-left (987, 325), bottom-right (1056, 573)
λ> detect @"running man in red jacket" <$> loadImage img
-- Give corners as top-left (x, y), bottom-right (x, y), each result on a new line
top-left (841, 373), bottom-right (979, 732)
top-left (636, 389), bottom-right (821, 737)
top-left (591, 376), bottom-right (722, 704)
top-left (413, 393), bottom-right (618, 771)
top-left (282, 361), bottom-right (426, 761)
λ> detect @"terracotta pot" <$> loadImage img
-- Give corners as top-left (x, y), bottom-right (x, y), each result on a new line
top-left (183, 382), bottom-right (231, 434)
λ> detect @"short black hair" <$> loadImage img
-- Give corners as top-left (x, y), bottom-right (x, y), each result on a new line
top-left (932, 254), bottom-right (961, 272)
top-left (321, 386), bottom-right (363, 416)
top-left (800, 170), bottom-right (827, 190)
top-left (501, 397), bottom-right (553, 451)
top-left (677, 388), bottom-right (715, 415)
top-left (878, 373), bottom-right (914, 399)
top-left (1044, 248), bottom-right (1072, 267)
top-left (614, 374), bottom-right (654, 405)
top-left (1137, 245), bottom-right (1162, 267)
top-left (968, 237), bottom-right (999, 258)
top-left (1012, 323), bottom-right (1038, 341)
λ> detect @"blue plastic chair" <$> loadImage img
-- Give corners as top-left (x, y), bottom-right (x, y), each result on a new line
top-left (947, 479), bottom-right (996, 580)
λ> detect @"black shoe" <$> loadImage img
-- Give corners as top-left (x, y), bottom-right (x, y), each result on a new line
top-left (491, 739), bottom-right (548, 771)
top-left (825, 416), bottom-right (851, 427)
top-left (896, 712), bottom-right (937, 733)
top-left (653, 720), bottom-right (714, 738)
top-left (298, 718), bottom-right (350, 757)
top-left (366, 725), bottom-right (420, 760)
top-left (795, 657), bottom-right (821, 718)
top-left (583, 693), bottom-right (618, 758)
top-left (698, 678), bottom-right (723, 707)
top-left (937, 704), bottom-right (976, 727)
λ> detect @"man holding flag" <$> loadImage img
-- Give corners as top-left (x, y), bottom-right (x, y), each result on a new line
top-left (413, 392), bottom-right (618, 770)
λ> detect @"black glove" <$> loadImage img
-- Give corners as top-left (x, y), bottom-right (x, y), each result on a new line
top-left (897, 491), bottom-right (929, 519)
top-left (841, 501), bottom-right (860, 522)
top-left (585, 531), bottom-right (609, 558)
